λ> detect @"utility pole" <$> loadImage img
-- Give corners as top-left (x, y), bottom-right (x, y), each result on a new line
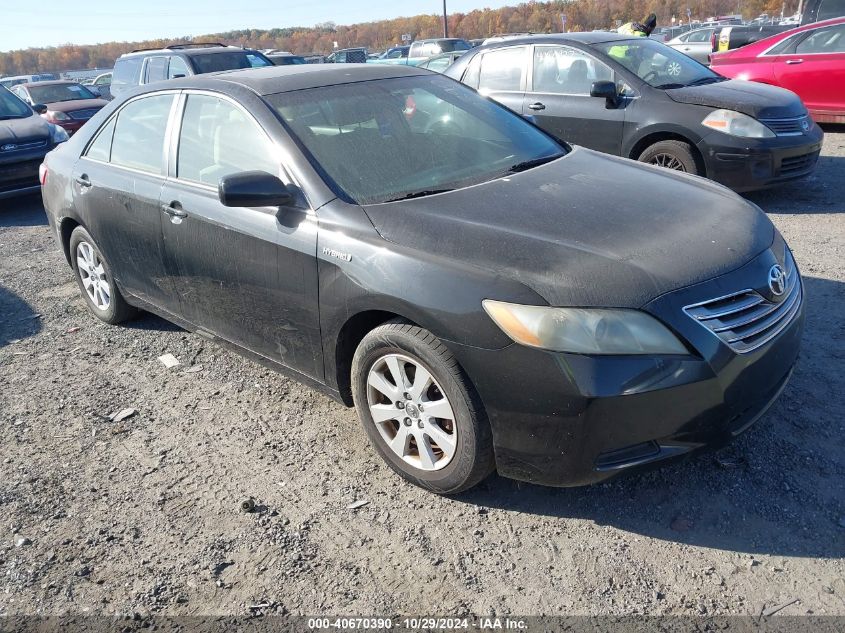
top-left (443, 0), bottom-right (448, 38)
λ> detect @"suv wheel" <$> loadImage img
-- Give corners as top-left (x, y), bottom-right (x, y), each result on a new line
top-left (351, 320), bottom-right (495, 494)
top-left (70, 226), bottom-right (136, 324)
top-left (638, 140), bottom-right (700, 174)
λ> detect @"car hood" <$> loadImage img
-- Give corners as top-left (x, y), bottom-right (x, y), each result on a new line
top-left (362, 147), bottom-right (773, 308)
top-left (665, 79), bottom-right (806, 119)
top-left (0, 113), bottom-right (51, 144)
top-left (46, 98), bottom-right (109, 112)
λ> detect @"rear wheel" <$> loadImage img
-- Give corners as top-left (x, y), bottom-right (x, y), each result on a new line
top-left (351, 320), bottom-right (495, 494)
top-left (69, 226), bottom-right (136, 324)
top-left (638, 140), bottom-right (700, 174)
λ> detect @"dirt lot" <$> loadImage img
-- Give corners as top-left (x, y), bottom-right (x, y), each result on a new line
top-left (1, 129), bottom-right (843, 621)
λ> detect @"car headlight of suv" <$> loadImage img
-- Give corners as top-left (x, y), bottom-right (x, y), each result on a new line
top-left (482, 300), bottom-right (688, 355)
top-left (701, 109), bottom-right (775, 138)
top-left (49, 124), bottom-right (69, 144)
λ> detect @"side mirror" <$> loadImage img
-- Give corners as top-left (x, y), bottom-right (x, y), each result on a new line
top-left (32, 103), bottom-right (48, 115)
top-left (218, 171), bottom-right (293, 208)
top-left (87, 86), bottom-right (101, 96)
top-left (590, 80), bottom-right (619, 106)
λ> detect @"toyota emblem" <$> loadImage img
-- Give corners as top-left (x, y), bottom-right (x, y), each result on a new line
top-left (768, 264), bottom-right (787, 297)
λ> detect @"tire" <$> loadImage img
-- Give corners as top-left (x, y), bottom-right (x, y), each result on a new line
top-left (638, 140), bottom-right (700, 175)
top-left (351, 320), bottom-right (495, 494)
top-left (69, 226), bottom-right (137, 325)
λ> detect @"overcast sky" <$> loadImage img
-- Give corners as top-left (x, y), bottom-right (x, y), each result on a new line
top-left (2, 0), bottom-right (518, 51)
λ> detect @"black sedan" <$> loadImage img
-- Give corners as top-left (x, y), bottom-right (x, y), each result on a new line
top-left (41, 65), bottom-right (803, 493)
top-left (0, 85), bottom-right (68, 199)
top-left (445, 33), bottom-right (823, 192)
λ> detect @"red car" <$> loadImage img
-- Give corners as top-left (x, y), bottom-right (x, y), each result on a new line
top-left (710, 17), bottom-right (845, 123)
top-left (9, 80), bottom-right (108, 135)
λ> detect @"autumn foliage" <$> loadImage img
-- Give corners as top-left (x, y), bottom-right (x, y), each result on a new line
top-left (1, 0), bottom-right (798, 76)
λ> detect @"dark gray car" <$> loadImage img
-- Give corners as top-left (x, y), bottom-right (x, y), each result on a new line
top-left (445, 33), bottom-right (823, 191)
top-left (41, 65), bottom-right (803, 493)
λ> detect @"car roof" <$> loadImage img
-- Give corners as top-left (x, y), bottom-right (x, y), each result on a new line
top-left (120, 46), bottom-right (260, 59)
top-left (167, 63), bottom-right (430, 95)
top-left (478, 32), bottom-right (639, 47)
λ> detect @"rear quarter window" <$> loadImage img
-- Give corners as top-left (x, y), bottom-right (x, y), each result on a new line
top-left (111, 57), bottom-right (143, 95)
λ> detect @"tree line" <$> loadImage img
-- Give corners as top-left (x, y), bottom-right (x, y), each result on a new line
top-left (1, 0), bottom-right (797, 76)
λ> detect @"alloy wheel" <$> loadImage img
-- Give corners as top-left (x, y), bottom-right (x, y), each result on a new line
top-left (649, 153), bottom-right (687, 171)
top-left (366, 353), bottom-right (457, 471)
top-left (76, 241), bottom-right (110, 310)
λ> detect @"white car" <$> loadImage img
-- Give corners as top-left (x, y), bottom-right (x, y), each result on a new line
top-left (666, 27), bottom-right (717, 64)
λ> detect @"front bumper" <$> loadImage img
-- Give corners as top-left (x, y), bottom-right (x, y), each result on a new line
top-left (698, 124), bottom-right (824, 192)
top-left (448, 244), bottom-right (804, 487)
top-left (0, 149), bottom-right (50, 199)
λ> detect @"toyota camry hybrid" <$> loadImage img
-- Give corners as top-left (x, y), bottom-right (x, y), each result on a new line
top-left (40, 65), bottom-right (804, 494)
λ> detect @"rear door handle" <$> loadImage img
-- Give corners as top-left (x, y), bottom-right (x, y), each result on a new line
top-left (75, 175), bottom-right (91, 188)
top-left (785, 59), bottom-right (804, 65)
top-left (527, 102), bottom-right (546, 111)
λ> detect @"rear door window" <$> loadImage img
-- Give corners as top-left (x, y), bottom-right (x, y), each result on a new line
top-left (478, 46), bottom-right (527, 93)
top-left (110, 57), bottom-right (143, 95)
top-left (110, 94), bottom-right (174, 174)
top-left (144, 56), bottom-right (169, 84)
top-left (85, 117), bottom-right (117, 162)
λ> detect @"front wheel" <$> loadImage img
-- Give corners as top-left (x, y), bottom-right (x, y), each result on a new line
top-left (351, 320), bottom-right (495, 494)
top-left (638, 140), bottom-right (700, 175)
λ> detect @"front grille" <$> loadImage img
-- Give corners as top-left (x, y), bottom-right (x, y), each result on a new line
top-left (760, 116), bottom-right (809, 136)
top-left (0, 159), bottom-right (42, 192)
top-left (779, 151), bottom-right (819, 175)
top-left (68, 107), bottom-right (101, 120)
top-left (0, 139), bottom-right (48, 153)
top-left (684, 251), bottom-right (802, 354)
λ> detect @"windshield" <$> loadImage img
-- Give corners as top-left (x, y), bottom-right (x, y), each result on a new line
top-left (0, 86), bottom-right (32, 119)
top-left (190, 51), bottom-right (272, 74)
top-left (267, 75), bottom-right (565, 205)
top-left (595, 38), bottom-right (724, 89)
top-left (28, 83), bottom-right (98, 103)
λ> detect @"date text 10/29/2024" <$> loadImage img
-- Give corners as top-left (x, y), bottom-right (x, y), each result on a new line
top-left (307, 617), bottom-right (528, 630)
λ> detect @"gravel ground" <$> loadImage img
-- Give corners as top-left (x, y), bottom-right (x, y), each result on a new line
top-left (1, 128), bottom-right (843, 620)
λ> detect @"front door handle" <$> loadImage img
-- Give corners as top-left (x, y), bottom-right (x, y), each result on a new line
top-left (527, 102), bottom-right (546, 111)
top-left (162, 202), bottom-right (188, 223)
top-left (785, 59), bottom-right (804, 65)
top-left (75, 175), bottom-right (91, 188)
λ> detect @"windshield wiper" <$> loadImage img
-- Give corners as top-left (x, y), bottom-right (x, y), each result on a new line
top-left (654, 82), bottom-right (686, 90)
top-left (384, 188), bottom-right (454, 202)
top-left (506, 153), bottom-right (563, 174)
top-left (686, 76), bottom-right (725, 87)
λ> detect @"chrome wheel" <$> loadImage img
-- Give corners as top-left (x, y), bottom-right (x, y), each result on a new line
top-left (649, 153), bottom-right (687, 171)
top-left (366, 353), bottom-right (457, 471)
top-left (76, 241), bottom-right (110, 310)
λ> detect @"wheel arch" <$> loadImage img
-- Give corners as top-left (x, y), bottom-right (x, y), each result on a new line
top-left (333, 309), bottom-right (418, 406)
top-left (627, 129), bottom-right (707, 176)
top-left (58, 216), bottom-right (82, 266)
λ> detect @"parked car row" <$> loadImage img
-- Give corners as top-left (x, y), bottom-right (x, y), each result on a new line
top-left (37, 63), bottom-right (807, 493)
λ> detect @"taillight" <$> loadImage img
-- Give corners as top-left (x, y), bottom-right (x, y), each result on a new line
top-left (710, 32), bottom-right (717, 51)
top-left (39, 163), bottom-right (48, 186)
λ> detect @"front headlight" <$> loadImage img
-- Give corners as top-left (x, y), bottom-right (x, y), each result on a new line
top-left (482, 300), bottom-right (688, 355)
top-left (46, 110), bottom-right (71, 122)
top-left (49, 124), bottom-right (69, 144)
top-left (701, 109), bottom-right (775, 138)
